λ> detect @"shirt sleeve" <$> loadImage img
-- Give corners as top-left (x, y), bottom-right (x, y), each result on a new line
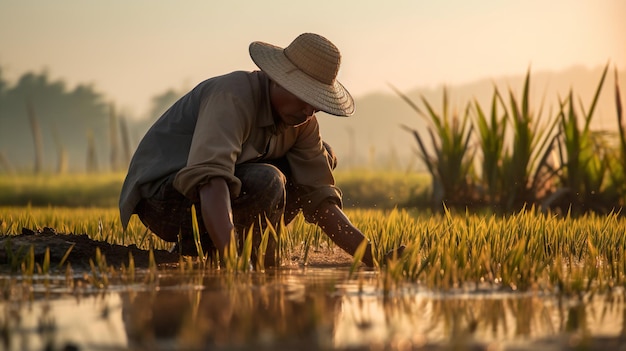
top-left (173, 92), bottom-right (252, 201)
top-left (286, 116), bottom-right (343, 211)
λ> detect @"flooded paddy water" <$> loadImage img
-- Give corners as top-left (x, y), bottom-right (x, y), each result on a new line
top-left (2, 265), bottom-right (626, 351)
top-left (2, 210), bottom-right (626, 351)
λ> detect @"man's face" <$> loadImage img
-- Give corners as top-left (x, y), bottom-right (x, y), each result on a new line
top-left (270, 82), bottom-right (318, 126)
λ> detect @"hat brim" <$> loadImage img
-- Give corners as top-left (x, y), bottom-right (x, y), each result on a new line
top-left (249, 41), bottom-right (355, 117)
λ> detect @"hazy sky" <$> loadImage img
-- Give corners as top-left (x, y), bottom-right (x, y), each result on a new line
top-left (1, 0), bottom-right (624, 118)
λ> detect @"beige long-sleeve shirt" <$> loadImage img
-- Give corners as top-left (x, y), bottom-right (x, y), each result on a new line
top-left (119, 70), bottom-right (341, 229)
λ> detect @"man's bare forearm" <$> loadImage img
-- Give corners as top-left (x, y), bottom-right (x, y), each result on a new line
top-left (312, 201), bottom-right (374, 267)
top-left (198, 178), bottom-right (234, 256)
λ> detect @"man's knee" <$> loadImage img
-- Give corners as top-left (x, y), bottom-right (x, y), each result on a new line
top-left (236, 163), bottom-right (286, 199)
top-left (233, 163), bottom-right (287, 226)
top-left (233, 164), bottom-right (286, 260)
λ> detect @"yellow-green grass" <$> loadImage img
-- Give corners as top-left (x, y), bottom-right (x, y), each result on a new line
top-left (1, 206), bottom-right (625, 295)
top-left (0, 170), bottom-right (430, 209)
top-left (0, 205), bottom-right (168, 249)
top-left (334, 168), bottom-right (430, 208)
top-left (0, 172), bottom-right (126, 207)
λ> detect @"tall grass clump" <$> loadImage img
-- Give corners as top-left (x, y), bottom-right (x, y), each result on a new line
top-left (548, 65), bottom-right (620, 214)
top-left (395, 65), bottom-right (625, 215)
top-left (474, 89), bottom-right (507, 205)
top-left (391, 85), bottom-right (475, 209)
top-left (498, 70), bottom-right (559, 211)
top-left (609, 68), bottom-right (626, 203)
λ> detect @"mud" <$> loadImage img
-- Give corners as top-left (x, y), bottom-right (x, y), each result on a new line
top-left (0, 227), bottom-right (354, 271)
top-left (0, 227), bottom-right (179, 270)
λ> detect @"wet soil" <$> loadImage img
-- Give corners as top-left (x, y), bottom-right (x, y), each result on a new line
top-left (0, 227), bottom-right (354, 271)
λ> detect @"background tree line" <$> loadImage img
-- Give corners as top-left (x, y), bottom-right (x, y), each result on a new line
top-left (0, 67), bottom-right (179, 174)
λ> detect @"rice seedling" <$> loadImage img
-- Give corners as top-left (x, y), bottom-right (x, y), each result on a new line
top-left (474, 88), bottom-right (507, 205)
top-left (1, 204), bottom-right (626, 351)
top-left (609, 67), bottom-right (626, 203)
top-left (498, 70), bottom-right (559, 211)
top-left (87, 248), bottom-right (110, 288)
top-left (190, 205), bottom-right (205, 260)
top-left (391, 65), bottom-right (626, 215)
top-left (2, 204), bottom-right (626, 297)
top-left (0, 206), bottom-right (169, 250)
top-left (392, 85), bottom-right (475, 209)
top-left (550, 64), bottom-right (617, 214)
top-left (254, 219), bottom-right (279, 271)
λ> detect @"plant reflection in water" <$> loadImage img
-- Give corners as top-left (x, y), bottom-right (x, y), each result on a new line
top-left (1, 268), bottom-right (626, 350)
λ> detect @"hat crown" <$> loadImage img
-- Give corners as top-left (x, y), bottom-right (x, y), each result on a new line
top-left (284, 33), bottom-right (340, 85)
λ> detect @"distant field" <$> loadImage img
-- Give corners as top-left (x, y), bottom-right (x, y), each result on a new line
top-left (0, 170), bottom-right (430, 209)
top-left (0, 172), bottom-right (127, 207)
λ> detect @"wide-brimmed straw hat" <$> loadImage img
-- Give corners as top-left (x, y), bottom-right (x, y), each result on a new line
top-left (249, 33), bottom-right (355, 117)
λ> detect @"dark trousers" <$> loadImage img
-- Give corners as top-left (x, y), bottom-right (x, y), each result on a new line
top-left (135, 143), bottom-right (337, 254)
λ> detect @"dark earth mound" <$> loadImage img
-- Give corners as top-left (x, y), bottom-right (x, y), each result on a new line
top-left (0, 227), bottom-right (355, 271)
top-left (0, 227), bottom-right (180, 270)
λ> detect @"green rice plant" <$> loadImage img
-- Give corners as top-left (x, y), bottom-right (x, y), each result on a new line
top-left (607, 67), bottom-right (626, 204)
top-left (391, 85), bottom-right (475, 209)
top-left (238, 226), bottom-right (254, 271)
top-left (41, 247), bottom-right (50, 274)
top-left (285, 213), bottom-right (334, 266)
top-left (255, 218), bottom-right (279, 271)
top-left (216, 228), bottom-right (250, 272)
top-left (22, 246), bottom-right (35, 276)
top-left (0, 206), bottom-right (170, 251)
top-left (120, 251), bottom-right (136, 284)
top-left (56, 243), bottom-right (74, 269)
top-left (2, 206), bottom-right (626, 296)
top-left (190, 205), bottom-right (205, 259)
top-left (3, 238), bottom-right (27, 273)
top-left (349, 239), bottom-right (368, 278)
top-left (499, 69), bottom-right (559, 211)
top-left (341, 206), bottom-right (626, 294)
top-left (474, 88), bottom-right (508, 204)
top-left (88, 247), bottom-right (110, 288)
top-left (550, 64), bottom-right (616, 213)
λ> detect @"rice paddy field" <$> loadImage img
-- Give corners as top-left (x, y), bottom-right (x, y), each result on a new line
top-left (0, 64), bottom-right (624, 350)
top-left (1, 178), bottom-right (626, 351)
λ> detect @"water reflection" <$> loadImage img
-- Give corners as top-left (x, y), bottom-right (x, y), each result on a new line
top-left (122, 270), bottom-right (342, 350)
top-left (1, 269), bottom-right (626, 350)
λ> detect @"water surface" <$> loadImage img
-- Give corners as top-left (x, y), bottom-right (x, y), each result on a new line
top-left (2, 267), bottom-right (625, 350)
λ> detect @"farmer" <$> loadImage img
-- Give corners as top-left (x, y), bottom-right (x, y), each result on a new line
top-left (119, 33), bottom-right (398, 266)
